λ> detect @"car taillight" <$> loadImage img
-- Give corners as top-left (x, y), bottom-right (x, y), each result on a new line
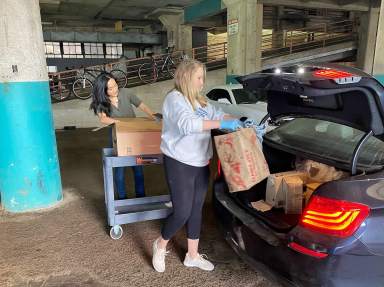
top-left (313, 69), bottom-right (353, 79)
top-left (300, 195), bottom-right (370, 238)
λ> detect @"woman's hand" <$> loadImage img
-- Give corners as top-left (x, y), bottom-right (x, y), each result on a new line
top-left (219, 119), bottom-right (243, 131)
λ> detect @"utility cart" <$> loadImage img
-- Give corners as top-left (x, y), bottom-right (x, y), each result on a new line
top-left (102, 148), bottom-right (172, 239)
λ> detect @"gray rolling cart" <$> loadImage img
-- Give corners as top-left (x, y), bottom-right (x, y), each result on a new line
top-left (102, 148), bottom-right (172, 239)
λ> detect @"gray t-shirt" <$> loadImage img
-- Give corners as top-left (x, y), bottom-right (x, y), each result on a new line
top-left (110, 88), bottom-right (142, 118)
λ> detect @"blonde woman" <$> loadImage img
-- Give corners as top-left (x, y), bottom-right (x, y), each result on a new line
top-left (152, 60), bottom-right (242, 272)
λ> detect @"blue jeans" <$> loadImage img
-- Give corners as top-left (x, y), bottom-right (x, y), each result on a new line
top-left (109, 128), bottom-right (145, 199)
top-left (114, 166), bottom-right (145, 199)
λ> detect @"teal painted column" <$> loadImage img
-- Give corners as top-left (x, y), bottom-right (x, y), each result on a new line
top-left (184, 0), bottom-right (224, 23)
top-left (0, 0), bottom-right (62, 212)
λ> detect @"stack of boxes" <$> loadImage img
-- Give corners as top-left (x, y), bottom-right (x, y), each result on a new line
top-left (265, 170), bottom-right (323, 214)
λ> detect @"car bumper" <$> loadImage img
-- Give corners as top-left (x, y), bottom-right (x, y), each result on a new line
top-left (213, 181), bottom-right (384, 287)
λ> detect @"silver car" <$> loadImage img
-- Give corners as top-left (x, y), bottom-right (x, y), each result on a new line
top-left (206, 84), bottom-right (268, 123)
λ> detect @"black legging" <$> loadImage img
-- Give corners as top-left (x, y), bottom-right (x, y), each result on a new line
top-left (161, 155), bottom-right (209, 240)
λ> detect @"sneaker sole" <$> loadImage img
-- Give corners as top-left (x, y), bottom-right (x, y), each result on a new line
top-left (183, 262), bottom-right (214, 271)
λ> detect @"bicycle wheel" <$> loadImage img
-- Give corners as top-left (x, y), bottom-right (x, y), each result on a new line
top-left (110, 69), bottom-right (128, 88)
top-left (138, 63), bottom-right (157, 84)
top-left (72, 77), bottom-right (93, 100)
top-left (166, 59), bottom-right (176, 78)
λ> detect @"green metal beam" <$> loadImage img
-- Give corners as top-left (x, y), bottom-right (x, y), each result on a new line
top-left (184, 0), bottom-right (224, 23)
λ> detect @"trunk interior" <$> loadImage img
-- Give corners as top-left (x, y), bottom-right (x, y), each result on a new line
top-left (225, 141), bottom-right (348, 233)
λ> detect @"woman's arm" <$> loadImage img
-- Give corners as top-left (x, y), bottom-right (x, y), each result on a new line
top-left (202, 120), bottom-right (220, 131)
top-left (223, 114), bottom-right (237, 120)
top-left (98, 112), bottom-right (120, 125)
top-left (138, 102), bottom-right (157, 120)
top-left (203, 119), bottom-right (243, 131)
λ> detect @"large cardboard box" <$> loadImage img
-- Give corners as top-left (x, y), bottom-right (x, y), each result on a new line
top-left (266, 171), bottom-right (307, 208)
top-left (214, 128), bottom-right (270, 192)
top-left (112, 117), bottom-right (162, 156)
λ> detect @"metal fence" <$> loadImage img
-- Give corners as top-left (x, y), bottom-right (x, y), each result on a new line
top-left (48, 20), bottom-right (357, 102)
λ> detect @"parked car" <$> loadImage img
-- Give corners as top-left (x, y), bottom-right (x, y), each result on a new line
top-left (213, 64), bottom-right (384, 287)
top-left (206, 84), bottom-right (267, 123)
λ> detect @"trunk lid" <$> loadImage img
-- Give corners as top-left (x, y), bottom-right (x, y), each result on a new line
top-left (238, 64), bottom-right (384, 135)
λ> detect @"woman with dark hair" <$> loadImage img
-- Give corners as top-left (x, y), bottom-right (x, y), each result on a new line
top-left (90, 72), bottom-right (158, 199)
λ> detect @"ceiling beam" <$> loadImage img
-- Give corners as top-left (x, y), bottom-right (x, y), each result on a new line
top-left (259, 0), bottom-right (369, 11)
top-left (43, 31), bottom-right (162, 44)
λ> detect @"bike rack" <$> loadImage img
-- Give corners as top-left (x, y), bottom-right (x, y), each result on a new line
top-left (102, 148), bottom-right (172, 240)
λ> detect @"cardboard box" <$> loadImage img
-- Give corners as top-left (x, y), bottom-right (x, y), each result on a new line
top-left (214, 128), bottom-right (270, 192)
top-left (283, 175), bottom-right (304, 214)
top-left (112, 117), bottom-right (162, 156)
top-left (266, 171), bottom-right (307, 208)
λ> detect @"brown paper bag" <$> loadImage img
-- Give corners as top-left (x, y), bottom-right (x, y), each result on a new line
top-left (266, 171), bottom-right (307, 208)
top-left (283, 176), bottom-right (304, 214)
top-left (214, 128), bottom-right (270, 192)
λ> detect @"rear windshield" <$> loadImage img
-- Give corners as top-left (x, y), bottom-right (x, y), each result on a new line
top-left (233, 89), bottom-right (267, 104)
top-left (264, 118), bottom-right (384, 169)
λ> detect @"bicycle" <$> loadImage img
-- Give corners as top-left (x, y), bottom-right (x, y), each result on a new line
top-left (138, 47), bottom-right (177, 84)
top-left (72, 67), bottom-right (127, 100)
top-left (49, 71), bottom-right (76, 102)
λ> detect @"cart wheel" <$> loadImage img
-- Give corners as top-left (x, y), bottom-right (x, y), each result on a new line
top-left (110, 225), bottom-right (123, 240)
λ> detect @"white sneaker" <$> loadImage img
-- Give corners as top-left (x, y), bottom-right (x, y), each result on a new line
top-left (164, 201), bottom-right (173, 208)
top-left (152, 238), bottom-right (168, 272)
top-left (183, 253), bottom-right (214, 271)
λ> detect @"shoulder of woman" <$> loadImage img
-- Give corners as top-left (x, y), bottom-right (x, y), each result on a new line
top-left (119, 88), bottom-right (130, 96)
top-left (166, 89), bottom-right (184, 101)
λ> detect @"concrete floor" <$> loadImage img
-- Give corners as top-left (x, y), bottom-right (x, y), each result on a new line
top-left (0, 128), bottom-right (280, 287)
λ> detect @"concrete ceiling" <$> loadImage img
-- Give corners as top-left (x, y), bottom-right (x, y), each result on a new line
top-left (39, 0), bottom-right (200, 30)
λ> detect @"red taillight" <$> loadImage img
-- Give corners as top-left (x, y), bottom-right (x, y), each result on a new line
top-left (300, 196), bottom-right (370, 238)
top-left (313, 69), bottom-right (354, 79)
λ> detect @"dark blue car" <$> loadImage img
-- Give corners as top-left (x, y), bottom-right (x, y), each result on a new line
top-left (213, 64), bottom-right (384, 287)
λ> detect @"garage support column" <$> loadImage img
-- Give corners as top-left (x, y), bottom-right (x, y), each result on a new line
top-left (272, 6), bottom-right (285, 49)
top-left (158, 13), bottom-right (192, 54)
top-left (356, 4), bottom-right (380, 74)
top-left (372, 1), bottom-right (384, 84)
top-left (0, 0), bottom-right (62, 212)
top-left (223, 0), bottom-right (263, 84)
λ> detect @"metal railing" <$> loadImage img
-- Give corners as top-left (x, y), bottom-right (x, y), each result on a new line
top-left (48, 20), bottom-right (357, 102)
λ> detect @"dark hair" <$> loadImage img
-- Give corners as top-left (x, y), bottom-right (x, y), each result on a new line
top-left (89, 72), bottom-right (116, 116)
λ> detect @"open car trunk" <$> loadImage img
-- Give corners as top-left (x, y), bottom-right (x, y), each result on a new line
top-left (221, 63), bottom-right (384, 233)
top-left (222, 140), bottom-right (350, 233)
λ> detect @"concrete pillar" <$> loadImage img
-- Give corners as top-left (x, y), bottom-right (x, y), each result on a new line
top-left (223, 0), bottom-right (263, 83)
top-left (114, 20), bottom-right (123, 32)
top-left (356, 4), bottom-right (380, 74)
top-left (0, 0), bottom-right (62, 212)
top-left (272, 6), bottom-right (285, 49)
top-left (158, 13), bottom-right (192, 53)
top-left (372, 1), bottom-right (384, 83)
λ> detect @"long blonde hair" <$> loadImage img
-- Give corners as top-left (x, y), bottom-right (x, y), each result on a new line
top-left (174, 59), bottom-right (207, 110)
